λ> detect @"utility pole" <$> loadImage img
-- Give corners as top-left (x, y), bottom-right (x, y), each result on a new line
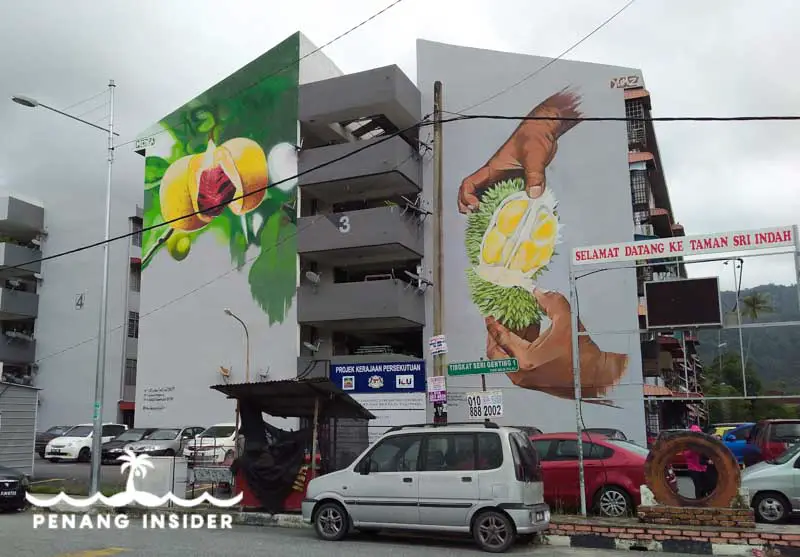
top-left (432, 81), bottom-right (447, 425)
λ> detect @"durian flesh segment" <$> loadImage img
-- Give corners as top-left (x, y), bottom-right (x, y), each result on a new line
top-left (478, 190), bottom-right (559, 279)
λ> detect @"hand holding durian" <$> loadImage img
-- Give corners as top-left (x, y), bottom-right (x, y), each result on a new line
top-left (484, 287), bottom-right (628, 401)
top-left (457, 89), bottom-right (582, 214)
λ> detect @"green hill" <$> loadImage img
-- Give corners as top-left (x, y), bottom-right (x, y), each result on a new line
top-left (696, 283), bottom-right (800, 391)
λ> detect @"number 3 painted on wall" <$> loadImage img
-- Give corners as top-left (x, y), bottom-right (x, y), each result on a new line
top-left (338, 215), bottom-right (350, 233)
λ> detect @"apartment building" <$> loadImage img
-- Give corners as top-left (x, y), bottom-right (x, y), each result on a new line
top-left (625, 86), bottom-right (706, 433)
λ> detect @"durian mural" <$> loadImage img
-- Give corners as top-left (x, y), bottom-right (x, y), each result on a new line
top-left (458, 89), bottom-right (629, 402)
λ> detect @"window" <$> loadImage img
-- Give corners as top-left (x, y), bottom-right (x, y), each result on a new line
top-left (102, 425), bottom-right (126, 437)
top-left (552, 440), bottom-right (613, 460)
top-left (509, 432), bottom-right (542, 482)
top-left (630, 171), bottom-right (650, 207)
top-left (421, 433), bottom-right (476, 471)
top-left (127, 311), bottom-right (139, 338)
top-left (730, 426), bottom-right (752, 441)
top-left (131, 218), bottom-right (142, 247)
top-left (477, 433), bottom-right (504, 470)
top-left (360, 434), bottom-right (421, 473)
top-left (124, 359), bottom-right (137, 386)
top-left (625, 100), bottom-right (646, 146)
top-left (130, 267), bottom-right (141, 293)
top-left (532, 440), bottom-right (553, 460)
top-left (771, 423), bottom-right (800, 442)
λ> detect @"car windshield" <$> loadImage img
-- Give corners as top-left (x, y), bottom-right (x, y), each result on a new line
top-left (65, 426), bottom-right (93, 437)
top-left (771, 442), bottom-right (800, 465)
top-left (609, 440), bottom-right (650, 457)
top-left (146, 429), bottom-right (180, 440)
top-left (47, 426), bottom-right (70, 435)
top-left (199, 426), bottom-right (234, 438)
top-left (114, 430), bottom-right (149, 442)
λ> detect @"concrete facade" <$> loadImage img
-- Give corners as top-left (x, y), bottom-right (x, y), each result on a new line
top-left (0, 382), bottom-right (39, 477)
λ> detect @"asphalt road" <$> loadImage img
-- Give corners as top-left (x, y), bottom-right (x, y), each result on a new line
top-left (32, 456), bottom-right (126, 489)
top-left (0, 512), bottom-right (704, 557)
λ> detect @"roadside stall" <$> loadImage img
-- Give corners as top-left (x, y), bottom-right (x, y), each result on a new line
top-left (210, 377), bottom-right (374, 513)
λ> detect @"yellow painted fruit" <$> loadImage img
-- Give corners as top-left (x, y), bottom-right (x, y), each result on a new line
top-left (495, 199), bottom-right (528, 236)
top-left (220, 138), bottom-right (268, 215)
top-left (166, 231), bottom-right (191, 261)
top-left (159, 155), bottom-right (207, 231)
top-left (532, 213), bottom-right (557, 244)
top-left (482, 228), bottom-right (507, 264)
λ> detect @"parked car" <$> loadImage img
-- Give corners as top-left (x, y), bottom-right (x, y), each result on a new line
top-left (0, 464), bottom-right (29, 512)
top-left (530, 432), bottom-right (676, 518)
top-left (584, 428), bottom-right (627, 441)
top-left (303, 423), bottom-right (549, 553)
top-left (706, 423), bottom-right (742, 438)
top-left (128, 426), bottom-right (206, 458)
top-left (44, 423), bottom-right (128, 463)
top-left (182, 424), bottom-right (237, 466)
top-left (653, 429), bottom-right (689, 471)
top-left (722, 422), bottom-right (755, 464)
top-left (101, 428), bottom-right (159, 463)
top-left (741, 441), bottom-right (800, 523)
top-left (748, 420), bottom-right (800, 465)
top-left (35, 425), bottom-right (72, 459)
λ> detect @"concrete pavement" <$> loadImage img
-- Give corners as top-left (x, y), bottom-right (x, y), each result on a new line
top-left (0, 512), bottom-right (706, 557)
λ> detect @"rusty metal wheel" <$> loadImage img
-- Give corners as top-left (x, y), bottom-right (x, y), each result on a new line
top-left (644, 430), bottom-right (740, 507)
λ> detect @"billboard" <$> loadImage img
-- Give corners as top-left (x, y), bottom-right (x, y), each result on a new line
top-left (135, 34), bottom-right (301, 427)
top-left (418, 40), bottom-right (646, 443)
top-left (331, 361), bottom-right (427, 443)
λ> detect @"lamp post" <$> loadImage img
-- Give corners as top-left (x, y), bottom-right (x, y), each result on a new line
top-left (223, 309), bottom-right (250, 382)
top-left (723, 259), bottom-right (747, 398)
top-left (13, 82), bottom-right (119, 496)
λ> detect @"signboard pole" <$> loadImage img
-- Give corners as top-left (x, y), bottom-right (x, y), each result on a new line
top-left (480, 358), bottom-right (489, 423)
top-left (794, 224), bottom-right (800, 314)
top-left (432, 80), bottom-right (447, 425)
top-left (569, 266), bottom-right (588, 517)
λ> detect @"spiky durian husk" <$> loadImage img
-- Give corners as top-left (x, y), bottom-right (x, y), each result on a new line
top-left (464, 178), bottom-right (546, 330)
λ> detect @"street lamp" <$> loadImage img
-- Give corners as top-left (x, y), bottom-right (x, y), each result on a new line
top-left (223, 308), bottom-right (250, 382)
top-left (12, 82), bottom-right (118, 496)
top-left (723, 259), bottom-right (748, 398)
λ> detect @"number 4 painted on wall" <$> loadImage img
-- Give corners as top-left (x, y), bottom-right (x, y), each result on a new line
top-left (75, 293), bottom-right (85, 310)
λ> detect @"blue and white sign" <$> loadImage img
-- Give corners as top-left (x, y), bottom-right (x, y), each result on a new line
top-left (331, 361), bottom-right (426, 394)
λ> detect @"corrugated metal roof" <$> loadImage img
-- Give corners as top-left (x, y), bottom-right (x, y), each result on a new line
top-left (210, 377), bottom-right (375, 420)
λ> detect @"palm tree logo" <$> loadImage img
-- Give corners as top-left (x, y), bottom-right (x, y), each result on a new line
top-left (119, 449), bottom-right (155, 494)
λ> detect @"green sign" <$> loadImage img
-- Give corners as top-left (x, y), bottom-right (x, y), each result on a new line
top-left (448, 358), bottom-right (519, 376)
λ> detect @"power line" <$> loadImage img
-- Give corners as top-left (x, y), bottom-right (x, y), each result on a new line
top-left (6, 110), bottom-right (800, 275)
top-left (115, 0), bottom-right (408, 150)
top-left (61, 89), bottom-right (109, 112)
top-left (454, 0), bottom-right (639, 114)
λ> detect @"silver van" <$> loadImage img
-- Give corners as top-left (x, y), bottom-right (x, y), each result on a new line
top-left (302, 422), bottom-right (549, 553)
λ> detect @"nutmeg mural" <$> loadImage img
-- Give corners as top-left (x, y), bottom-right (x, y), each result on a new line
top-left (141, 39), bottom-right (299, 326)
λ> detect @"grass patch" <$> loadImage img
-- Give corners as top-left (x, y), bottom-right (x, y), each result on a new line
top-left (29, 484), bottom-right (122, 497)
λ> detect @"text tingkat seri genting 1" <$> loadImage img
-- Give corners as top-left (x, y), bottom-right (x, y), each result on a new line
top-left (572, 226), bottom-right (794, 266)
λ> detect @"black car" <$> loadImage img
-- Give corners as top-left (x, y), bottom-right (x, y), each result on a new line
top-left (35, 425), bottom-right (72, 458)
top-left (0, 464), bottom-right (29, 512)
top-left (101, 428), bottom-right (158, 463)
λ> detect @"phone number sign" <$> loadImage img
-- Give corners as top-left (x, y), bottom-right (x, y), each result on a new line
top-left (465, 390), bottom-right (503, 420)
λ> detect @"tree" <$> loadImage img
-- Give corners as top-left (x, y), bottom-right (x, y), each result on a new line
top-left (740, 292), bottom-right (774, 369)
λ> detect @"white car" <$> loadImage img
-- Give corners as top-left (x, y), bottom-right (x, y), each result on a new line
top-left (182, 423), bottom-right (237, 466)
top-left (44, 423), bottom-right (128, 463)
top-left (303, 423), bottom-right (550, 553)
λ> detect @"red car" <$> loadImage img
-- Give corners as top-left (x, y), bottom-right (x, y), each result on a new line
top-left (749, 419), bottom-right (800, 464)
top-left (531, 432), bottom-right (676, 517)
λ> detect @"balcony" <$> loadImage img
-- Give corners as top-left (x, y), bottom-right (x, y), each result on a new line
top-left (0, 336), bottom-right (35, 363)
top-left (0, 288), bottom-right (38, 319)
top-left (298, 135), bottom-right (421, 203)
top-left (0, 196), bottom-right (44, 241)
top-left (298, 205), bottom-right (423, 266)
top-left (298, 278), bottom-right (425, 331)
top-left (0, 243), bottom-right (41, 276)
top-left (299, 65), bottom-right (420, 144)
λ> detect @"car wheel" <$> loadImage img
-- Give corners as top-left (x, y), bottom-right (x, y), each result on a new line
top-left (78, 448), bottom-right (91, 463)
top-left (753, 492), bottom-right (790, 524)
top-left (313, 501), bottom-right (348, 542)
top-left (595, 486), bottom-right (633, 518)
top-left (473, 510), bottom-right (516, 553)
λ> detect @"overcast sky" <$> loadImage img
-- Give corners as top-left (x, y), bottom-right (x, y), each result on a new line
top-left (1, 0), bottom-right (798, 291)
